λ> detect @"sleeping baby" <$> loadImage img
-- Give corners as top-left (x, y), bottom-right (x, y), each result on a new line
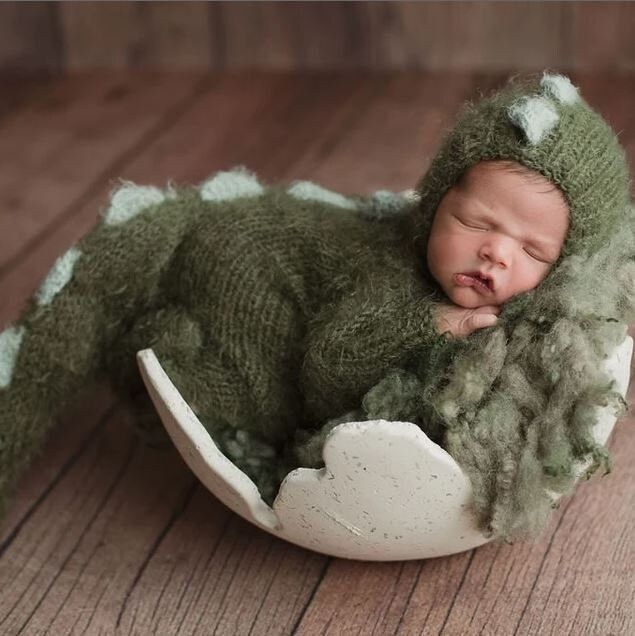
top-left (428, 159), bottom-right (569, 339)
top-left (0, 73), bottom-right (631, 536)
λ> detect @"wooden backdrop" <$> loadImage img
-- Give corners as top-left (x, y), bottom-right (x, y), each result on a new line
top-left (2, 1), bottom-right (635, 73)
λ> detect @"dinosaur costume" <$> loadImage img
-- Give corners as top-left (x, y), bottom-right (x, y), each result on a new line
top-left (0, 73), bottom-right (632, 542)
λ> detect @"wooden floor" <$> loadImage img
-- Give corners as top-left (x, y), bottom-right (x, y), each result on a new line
top-left (0, 72), bottom-right (633, 635)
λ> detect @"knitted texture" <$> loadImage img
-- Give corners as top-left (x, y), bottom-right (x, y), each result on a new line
top-left (0, 171), bottom-right (444, 514)
top-left (0, 73), bottom-right (632, 543)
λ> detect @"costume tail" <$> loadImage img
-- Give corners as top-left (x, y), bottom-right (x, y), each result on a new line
top-left (0, 182), bottom-right (199, 516)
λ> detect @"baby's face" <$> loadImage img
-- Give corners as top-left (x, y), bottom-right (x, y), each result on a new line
top-left (426, 161), bottom-right (570, 308)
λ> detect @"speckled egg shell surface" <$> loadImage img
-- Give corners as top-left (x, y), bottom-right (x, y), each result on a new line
top-left (136, 335), bottom-right (632, 561)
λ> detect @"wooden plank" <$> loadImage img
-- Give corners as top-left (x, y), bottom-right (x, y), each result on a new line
top-left (0, 384), bottom-right (117, 546)
top-left (0, 73), bottom-right (208, 288)
top-left (0, 74), bottom-right (59, 123)
top-left (214, 2), bottom-right (371, 71)
top-left (4, 2), bottom-right (635, 73)
top-left (413, 418), bottom-right (634, 636)
top-left (290, 72), bottom-right (486, 192)
top-left (0, 2), bottom-right (61, 72)
top-left (115, 507), bottom-right (326, 635)
top-left (361, 2), bottom-right (568, 72)
top-left (294, 557), bottom-right (462, 634)
top-left (570, 72), bottom-right (635, 174)
top-left (58, 1), bottom-right (212, 71)
top-left (569, 2), bottom-right (635, 72)
top-left (0, 413), bottom-right (197, 635)
top-left (513, 423), bottom-right (634, 635)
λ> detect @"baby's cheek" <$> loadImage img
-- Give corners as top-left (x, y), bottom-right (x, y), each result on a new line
top-left (427, 244), bottom-right (452, 283)
top-left (429, 233), bottom-right (461, 269)
top-left (510, 262), bottom-right (549, 296)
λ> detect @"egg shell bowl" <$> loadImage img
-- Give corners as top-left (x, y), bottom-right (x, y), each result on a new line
top-left (136, 335), bottom-right (633, 561)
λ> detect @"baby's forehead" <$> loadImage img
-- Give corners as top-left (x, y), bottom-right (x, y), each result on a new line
top-left (454, 160), bottom-right (570, 248)
top-left (459, 160), bottom-right (556, 191)
top-left (459, 161), bottom-right (569, 214)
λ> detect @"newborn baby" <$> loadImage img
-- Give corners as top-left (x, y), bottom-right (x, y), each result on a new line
top-left (0, 72), bottom-right (629, 522)
top-left (428, 159), bottom-right (570, 339)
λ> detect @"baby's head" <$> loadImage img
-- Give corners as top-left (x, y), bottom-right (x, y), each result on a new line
top-left (427, 159), bottom-right (569, 308)
top-left (413, 73), bottom-right (630, 309)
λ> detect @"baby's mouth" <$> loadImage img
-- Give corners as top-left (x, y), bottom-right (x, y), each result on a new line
top-left (454, 272), bottom-right (495, 293)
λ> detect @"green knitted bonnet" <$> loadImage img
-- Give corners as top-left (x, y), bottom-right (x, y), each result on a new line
top-left (412, 72), bottom-right (631, 265)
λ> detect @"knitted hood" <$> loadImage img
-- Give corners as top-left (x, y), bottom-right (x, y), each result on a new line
top-left (412, 72), bottom-right (630, 268)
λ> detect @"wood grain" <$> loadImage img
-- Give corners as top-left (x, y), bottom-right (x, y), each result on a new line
top-left (2, 2), bottom-right (635, 72)
top-left (0, 72), bottom-right (632, 634)
top-left (0, 2), bottom-right (61, 72)
top-left (0, 74), bottom-right (59, 123)
top-left (0, 73), bottom-right (208, 283)
top-left (0, 384), bottom-right (117, 545)
top-left (362, 2), bottom-right (567, 72)
top-left (569, 2), bottom-right (635, 72)
top-left (58, 2), bottom-right (212, 71)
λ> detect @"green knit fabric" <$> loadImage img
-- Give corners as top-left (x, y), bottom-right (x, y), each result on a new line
top-left (0, 72), bottom-right (632, 544)
top-left (0, 177), bottom-right (447, 512)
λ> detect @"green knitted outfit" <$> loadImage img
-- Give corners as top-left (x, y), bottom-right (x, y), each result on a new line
top-left (0, 73), bottom-right (632, 543)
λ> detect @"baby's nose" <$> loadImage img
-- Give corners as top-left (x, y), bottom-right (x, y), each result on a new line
top-left (479, 238), bottom-right (513, 267)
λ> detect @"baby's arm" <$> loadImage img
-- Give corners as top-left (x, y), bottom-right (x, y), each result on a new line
top-left (300, 268), bottom-right (502, 424)
top-left (300, 265), bottom-right (445, 424)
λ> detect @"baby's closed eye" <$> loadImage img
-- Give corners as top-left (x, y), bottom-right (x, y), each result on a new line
top-left (456, 215), bottom-right (553, 263)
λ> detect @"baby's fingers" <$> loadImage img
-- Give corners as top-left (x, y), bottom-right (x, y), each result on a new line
top-left (474, 304), bottom-right (502, 315)
top-left (466, 312), bottom-right (498, 333)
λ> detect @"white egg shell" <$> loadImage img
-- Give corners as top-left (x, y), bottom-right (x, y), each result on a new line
top-left (136, 335), bottom-right (632, 561)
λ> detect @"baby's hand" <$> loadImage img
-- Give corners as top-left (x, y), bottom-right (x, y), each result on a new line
top-left (433, 303), bottom-right (501, 339)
